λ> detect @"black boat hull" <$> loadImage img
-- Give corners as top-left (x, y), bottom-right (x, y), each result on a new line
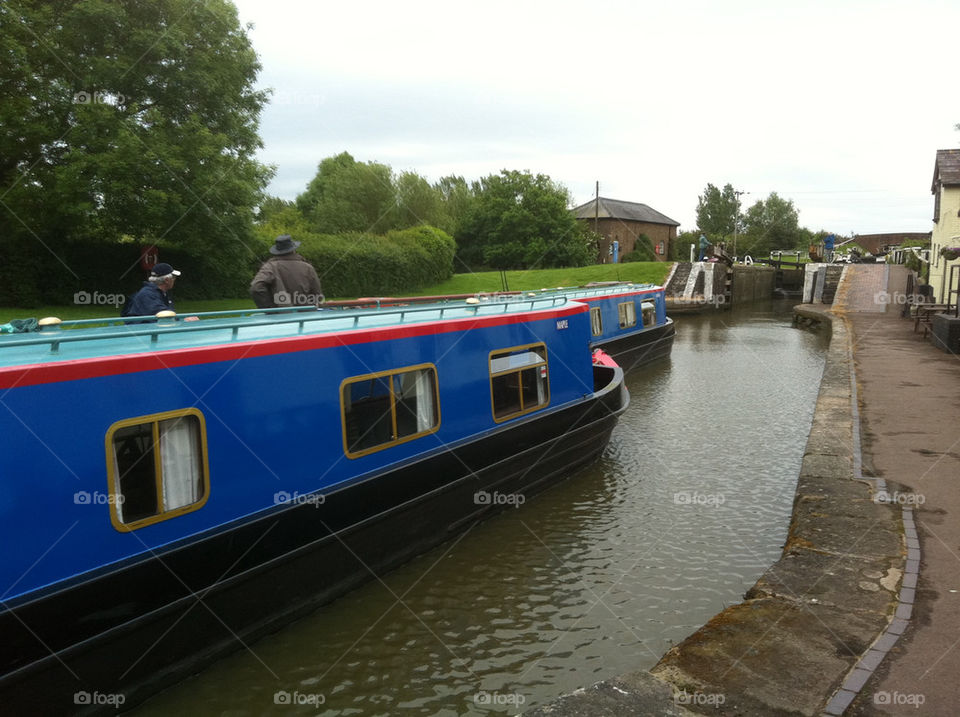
top-left (594, 318), bottom-right (675, 373)
top-left (1, 366), bottom-right (627, 714)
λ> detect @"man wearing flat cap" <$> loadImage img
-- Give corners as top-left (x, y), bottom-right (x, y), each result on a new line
top-left (250, 235), bottom-right (324, 309)
top-left (125, 262), bottom-right (182, 317)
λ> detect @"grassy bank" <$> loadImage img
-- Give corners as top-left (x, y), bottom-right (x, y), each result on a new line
top-left (409, 262), bottom-right (672, 296)
top-left (0, 263), bottom-right (673, 324)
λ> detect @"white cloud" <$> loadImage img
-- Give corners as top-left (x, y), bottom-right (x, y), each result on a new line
top-left (236, 0), bottom-right (960, 234)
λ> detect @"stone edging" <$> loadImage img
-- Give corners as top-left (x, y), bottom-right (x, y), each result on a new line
top-left (527, 304), bottom-right (910, 716)
top-left (820, 308), bottom-right (919, 716)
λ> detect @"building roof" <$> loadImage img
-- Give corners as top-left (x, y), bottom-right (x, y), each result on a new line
top-left (572, 197), bottom-right (680, 226)
top-left (854, 232), bottom-right (930, 254)
top-left (932, 149), bottom-right (960, 191)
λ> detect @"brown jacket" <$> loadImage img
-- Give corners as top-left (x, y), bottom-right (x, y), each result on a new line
top-left (250, 253), bottom-right (324, 308)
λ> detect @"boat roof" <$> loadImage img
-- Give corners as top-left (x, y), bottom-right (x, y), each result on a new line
top-left (0, 296), bottom-right (575, 369)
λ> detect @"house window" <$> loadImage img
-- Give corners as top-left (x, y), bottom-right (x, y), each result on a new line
top-left (341, 365), bottom-right (439, 457)
top-left (489, 344), bottom-right (549, 422)
top-left (107, 409), bottom-right (209, 531)
top-left (618, 301), bottom-right (636, 329)
top-left (590, 307), bottom-right (603, 336)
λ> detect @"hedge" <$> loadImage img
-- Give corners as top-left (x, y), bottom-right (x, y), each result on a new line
top-left (0, 224), bottom-right (456, 307)
top-left (286, 225), bottom-right (456, 298)
top-left (0, 237), bottom-right (256, 307)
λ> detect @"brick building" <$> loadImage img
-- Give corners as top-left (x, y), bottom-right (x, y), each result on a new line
top-left (572, 197), bottom-right (679, 263)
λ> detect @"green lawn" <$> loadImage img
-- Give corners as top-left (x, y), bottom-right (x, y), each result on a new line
top-left (409, 262), bottom-right (672, 296)
top-left (0, 263), bottom-right (673, 324)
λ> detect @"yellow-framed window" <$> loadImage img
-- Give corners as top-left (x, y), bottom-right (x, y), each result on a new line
top-left (105, 408), bottom-right (210, 532)
top-left (489, 343), bottom-right (549, 422)
top-left (341, 364), bottom-right (440, 458)
top-left (618, 301), bottom-right (636, 329)
top-left (590, 307), bottom-right (603, 336)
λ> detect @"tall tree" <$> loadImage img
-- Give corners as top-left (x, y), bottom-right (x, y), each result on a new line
top-left (433, 174), bottom-right (476, 236)
top-left (456, 170), bottom-right (593, 270)
top-left (296, 152), bottom-right (395, 234)
top-left (0, 0), bottom-right (271, 254)
top-left (740, 192), bottom-right (800, 256)
top-left (695, 183), bottom-right (739, 240)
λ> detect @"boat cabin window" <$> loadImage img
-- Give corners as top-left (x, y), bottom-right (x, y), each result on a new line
top-left (618, 301), bottom-right (636, 329)
top-left (341, 364), bottom-right (439, 457)
top-left (590, 308), bottom-right (603, 337)
top-left (106, 409), bottom-right (209, 531)
top-left (641, 301), bottom-right (656, 327)
top-left (489, 344), bottom-right (549, 422)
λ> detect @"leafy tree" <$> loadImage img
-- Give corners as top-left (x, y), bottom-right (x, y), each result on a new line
top-left (296, 152), bottom-right (395, 234)
top-left (672, 230), bottom-right (699, 261)
top-left (455, 170), bottom-right (593, 270)
top-left (695, 183), bottom-right (739, 240)
top-left (0, 0), bottom-right (271, 259)
top-left (389, 171), bottom-right (445, 230)
top-left (433, 175), bottom-right (476, 235)
top-left (740, 192), bottom-right (801, 256)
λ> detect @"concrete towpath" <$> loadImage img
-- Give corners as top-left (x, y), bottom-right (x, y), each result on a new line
top-left (834, 265), bottom-right (960, 715)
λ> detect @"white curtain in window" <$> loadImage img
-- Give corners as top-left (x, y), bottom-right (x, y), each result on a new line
top-left (412, 371), bottom-right (435, 431)
top-left (536, 369), bottom-right (547, 404)
top-left (160, 417), bottom-right (201, 510)
top-left (112, 453), bottom-right (126, 523)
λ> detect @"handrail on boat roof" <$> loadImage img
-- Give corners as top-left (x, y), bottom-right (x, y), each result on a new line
top-left (0, 296), bottom-right (570, 355)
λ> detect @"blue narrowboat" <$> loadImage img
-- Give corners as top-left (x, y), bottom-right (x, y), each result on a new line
top-left (329, 282), bottom-right (675, 374)
top-left (537, 283), bottom-right (675, 372)
top-left (0, 297), bottom-right (626, 712)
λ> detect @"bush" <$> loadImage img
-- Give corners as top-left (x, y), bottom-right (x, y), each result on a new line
top-left (0, 236), bottom-right (256, 307)
top-left (622, 234), bottom-right (655, 262)
top-left (254, 224), bottom-right (456, 298)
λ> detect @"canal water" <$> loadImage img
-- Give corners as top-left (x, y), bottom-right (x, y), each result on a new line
top-left (135, 300), bottom-right (830, 716)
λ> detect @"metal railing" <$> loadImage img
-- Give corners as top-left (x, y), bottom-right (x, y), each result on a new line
top-left (0, 297), bottom-right (571, 355)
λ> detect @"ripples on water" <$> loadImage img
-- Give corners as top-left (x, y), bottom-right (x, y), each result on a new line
top-left (135, 301), bottom-right (829, 716)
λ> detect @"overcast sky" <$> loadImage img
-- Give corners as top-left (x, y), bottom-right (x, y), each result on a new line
top-left (232, 0), bottom-right (960, 236)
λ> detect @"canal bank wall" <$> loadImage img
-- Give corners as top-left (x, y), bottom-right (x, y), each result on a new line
top-left (528, 306), bottom-right (907, 717)
top-left (665, 263), bottom-right (775, 312)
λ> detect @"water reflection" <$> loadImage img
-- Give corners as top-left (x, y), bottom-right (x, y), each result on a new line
top-left (135, 301), bottom-right (828, 716)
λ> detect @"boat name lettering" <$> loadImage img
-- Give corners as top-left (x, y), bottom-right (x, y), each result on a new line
top-left (274, 491), bottom-right (325, 508)
top-left (556, 319), bottom-right (568, 330)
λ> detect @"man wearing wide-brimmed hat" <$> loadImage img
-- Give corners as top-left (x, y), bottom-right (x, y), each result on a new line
top-left (250, 234), bottom-right (324, 309)
top-left (125, 262), bottom-right (182, 317)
